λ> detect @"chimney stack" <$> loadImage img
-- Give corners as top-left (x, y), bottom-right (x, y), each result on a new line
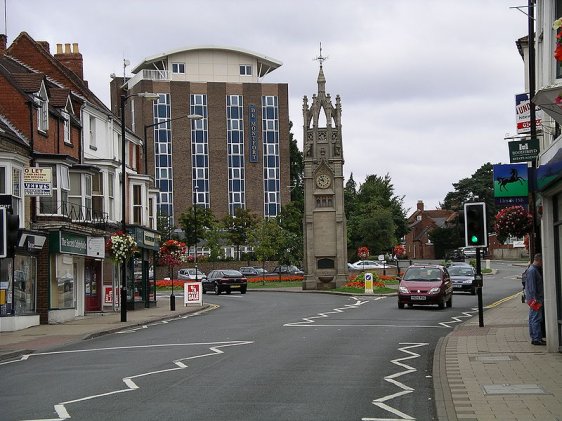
top-left (54, 42), bottom-right (84, 80)
top-left (417, 200), bottom-right (424, 212)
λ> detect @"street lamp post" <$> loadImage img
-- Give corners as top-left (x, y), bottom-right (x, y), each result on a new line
top-left (142, 113), bottom-right (203, 311)
top-left (120, 91), bottom-right (159, 322)
top-left (194, 186), bottom-right (199, 285)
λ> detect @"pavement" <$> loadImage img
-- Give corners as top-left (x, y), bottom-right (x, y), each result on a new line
top-left (1, 290), bottom-right (562, 420)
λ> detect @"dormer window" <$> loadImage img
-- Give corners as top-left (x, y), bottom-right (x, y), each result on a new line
top-left (62, 110), bottom-right (71, 144)
top-left (240, 65), bottom-right (252, 76)
top-left (36, 82), bottom-right (49, 133)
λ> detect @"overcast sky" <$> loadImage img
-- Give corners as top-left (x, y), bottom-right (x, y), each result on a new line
top-left (5, 0), bottom-right (527, 214)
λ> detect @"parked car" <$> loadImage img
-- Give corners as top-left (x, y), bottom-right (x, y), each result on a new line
top-left (203, 270), bottom-right (247, 295)
top-left (349, 260), bottom-right (384, 270)
top-left (461, 247), bottom-right (487, 258)
top-left (397, 264), bottom-right (453, 309)
top-left (177, 268), bottom-right (207, 281)
top-left (447, 261), bottom-right (472, 268)
top-left (271, 265), bottom-right (304, 275)
top-left (239, 267), bottom-right (260, 276)
top-left (448, 265), bottom-right (477, 295)
top-left (446, 249), bottom-right (465, 262)
top-left (253, 267), bottom-right (268, 275)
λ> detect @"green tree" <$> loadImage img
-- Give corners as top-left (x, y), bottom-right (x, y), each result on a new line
top-left (248, 218), bottom-right (284, 264)
top-left (157, 213), bottom-right (175, 243)
top-left (346, 173), bottom-right (408, 259)
top-left (288, 120), bottom-right (304, 203)
top-left (222, 208), bottom-right (259, 260)
top-left (441, 162), bottom-right (496, 232)
top-left (429, 225), bottom-right (463, 259)
top-left (178, 206), bottom-right (217, 251)
top-left (344, 173), bottom-right (358, 220)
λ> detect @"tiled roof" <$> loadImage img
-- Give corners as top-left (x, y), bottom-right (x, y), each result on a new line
top-left (10, 72), bottom-right (44, 93)
top-left (49, 88), bottom-right (70, 107)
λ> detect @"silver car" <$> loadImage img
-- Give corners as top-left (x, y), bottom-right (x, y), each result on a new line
top-left (448, 265), bottom-right (476, 295)
top-left (177, 268), bottom-right (207, 281)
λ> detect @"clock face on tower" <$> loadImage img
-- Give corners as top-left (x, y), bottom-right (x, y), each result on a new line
top-left (316, 174), bottom-right (331, 189)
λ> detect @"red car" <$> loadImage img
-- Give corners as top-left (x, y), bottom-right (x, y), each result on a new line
top-left (203, 270), bottom-right (247, 295)
top-left (397, 264), bottom-right (453, 309)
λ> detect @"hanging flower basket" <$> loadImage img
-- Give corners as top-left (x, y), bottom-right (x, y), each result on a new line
top-left (553, 18), bottom-right (562, 61)
top-left (106, 231), bottom-right (138, 263)
top-left (158, 239), bottom-right (188, 267)
top-left (494, 206), bottom-right (533, 243)
top-left (357, 246), bottom-right (370, 259)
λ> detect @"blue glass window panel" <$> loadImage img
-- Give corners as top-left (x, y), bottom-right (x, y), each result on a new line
top-left (230, 131), bottom-right (240, 142)
top-left (269, 132), bottom-right (277, 142)
top-left (159, 156), bottom-right (168, 166)
top-left (267, 180), bottom-right (276, 190)
top-left (266, 156), bottom-right (276, 167)
top-left (232, 180), bottom-right (242, 191)
top-left (195, 131), bottom-right (205, 142)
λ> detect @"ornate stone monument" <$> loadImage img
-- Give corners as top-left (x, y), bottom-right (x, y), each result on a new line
top-left (302, 48), bottom-right (348, 290)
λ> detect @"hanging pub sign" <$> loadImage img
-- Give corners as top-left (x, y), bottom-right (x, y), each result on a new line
top-left (24, 167), bottom-right (52, 197)
top-left (508, 138), bottom-right (540, 163)
top-left (493, 163), bottom-right (529, 207)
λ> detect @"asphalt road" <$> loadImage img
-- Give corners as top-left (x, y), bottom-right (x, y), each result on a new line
top-left (0, 261), bottom-right (523, 421)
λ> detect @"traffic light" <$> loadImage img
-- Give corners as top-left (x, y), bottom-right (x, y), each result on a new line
top-left (464, 202), bottom-right (487, 248)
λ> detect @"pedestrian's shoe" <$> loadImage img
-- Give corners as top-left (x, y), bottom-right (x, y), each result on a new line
top-left (531, 340), bottom-right (546, 345)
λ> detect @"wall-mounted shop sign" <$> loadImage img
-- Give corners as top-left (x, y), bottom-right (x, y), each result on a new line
top-left (508, 138), bottom-right (540, 163)
top-left (24, 167), bottom-right (52, 197)
top-left (249, 104), bottom-right (258, 163)
top-left (130, 227), bottom-right (161, 251)
top-left (51, 231), bottom-right (106, 257)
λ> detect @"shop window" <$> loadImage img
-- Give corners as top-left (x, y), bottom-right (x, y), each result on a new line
top-left (51, 254), bottom-right (75, 309)
top-left (13, 256), bottom-right (37, 315)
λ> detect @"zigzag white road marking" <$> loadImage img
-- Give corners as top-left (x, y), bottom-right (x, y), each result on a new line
top-left (438, 307), bottom-right (478, 328)
top-left (19, 340), bottom-right (253, 421)
top-left (362, 342), bottom-right (428, 421)
top-left (283, 297), bottom-right (371, 326)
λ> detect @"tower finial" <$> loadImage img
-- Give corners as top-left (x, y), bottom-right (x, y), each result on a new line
top-left (314, 42), bottom-right (328, 67)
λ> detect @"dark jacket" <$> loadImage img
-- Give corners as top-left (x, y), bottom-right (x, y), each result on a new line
top-left (524, 263), bottom-right (543, 303)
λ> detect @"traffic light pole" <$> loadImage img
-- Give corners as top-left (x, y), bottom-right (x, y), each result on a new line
top-left (475, 248), bottom-right (484, 327)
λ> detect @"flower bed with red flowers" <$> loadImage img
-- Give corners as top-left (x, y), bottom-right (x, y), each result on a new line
top-left (247, 275), bottom-right (304, 283)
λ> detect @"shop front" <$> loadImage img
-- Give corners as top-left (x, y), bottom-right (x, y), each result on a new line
top-left (130, 226), bottom-right (160, 309)
top-left (48, 231), bottom-right (105, 323)
top-left (0, 231), bottom-right (46, 331)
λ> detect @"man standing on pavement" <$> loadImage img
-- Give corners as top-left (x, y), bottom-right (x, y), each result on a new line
top-left (524, 253), bottom-right (545, 345)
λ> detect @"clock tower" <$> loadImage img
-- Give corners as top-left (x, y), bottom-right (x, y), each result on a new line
top-left (302, 50), bottom-right (348, 290)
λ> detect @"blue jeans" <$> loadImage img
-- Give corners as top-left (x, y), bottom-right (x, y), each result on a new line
top-left (529, 307), bottom-right (543, 342)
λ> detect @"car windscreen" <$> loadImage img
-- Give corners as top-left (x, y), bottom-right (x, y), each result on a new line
top-left (448, 267), bottom-right (474, 276)
top-left (223, 270), bottom-right (243, 277)
top-left (403, 268), bottom-right (442, 281)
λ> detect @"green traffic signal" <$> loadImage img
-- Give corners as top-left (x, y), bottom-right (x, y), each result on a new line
top-left (471, 235), bottom-right (478, 243)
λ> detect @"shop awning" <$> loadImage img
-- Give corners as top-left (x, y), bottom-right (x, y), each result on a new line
top-left (532, 84), bottom-right (562, 125)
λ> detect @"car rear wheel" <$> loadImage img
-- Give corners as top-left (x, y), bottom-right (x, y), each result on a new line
top-left (215, 284), bottom-right (221, 295)
top-left (446, 295), bottom-right (453, 308)
top-left (240, 287), bottom-right (247, 294)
